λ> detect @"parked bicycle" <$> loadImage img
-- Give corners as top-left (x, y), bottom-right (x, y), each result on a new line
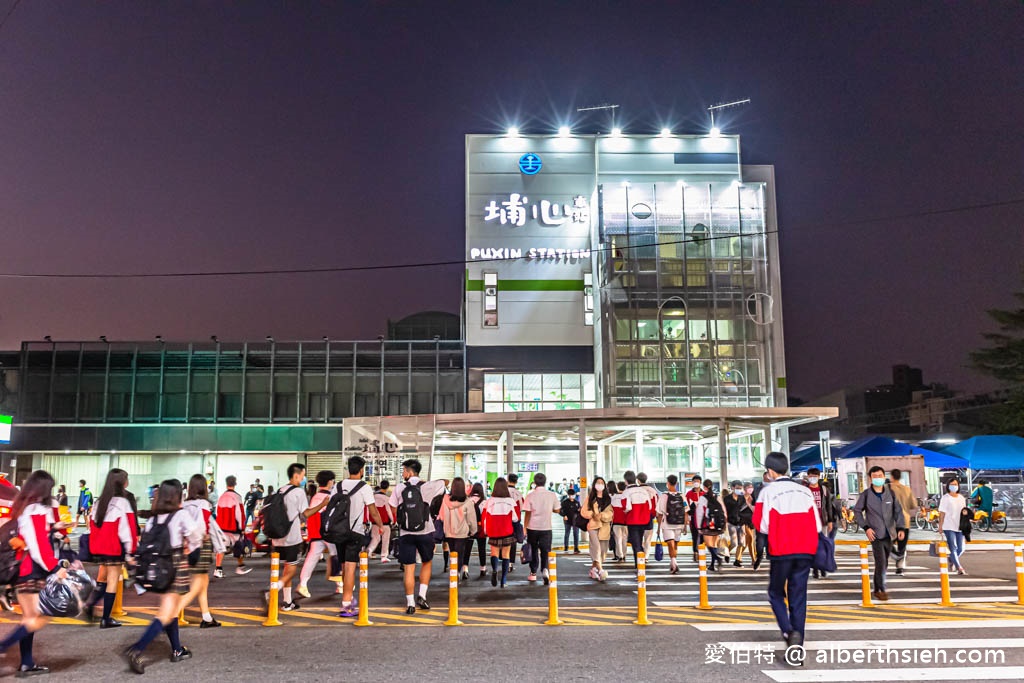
top-left (971, 502), bottom-right (1008, 533)
top-left (840, 500), bottom-right (860, 534)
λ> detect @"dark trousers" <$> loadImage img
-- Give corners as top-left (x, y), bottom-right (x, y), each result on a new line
top-left (562, 520), bottom-right (579, 551)
top-left (627, 525), bottom-right (646, 566)
top-left (871, 537), bottom-right (892, 591)
top-left (475, 536), bottom-right (487, 567)
top-left (893, 527), bottom-right (909, 569)
top-left (527, 529), bottom-right (553, 575)
top-left (690, 524), bottom-right (701, 559)
top-left (445, 537), bottom-right (472, 572)
top-left (767, 556), bottom-right (812, 637)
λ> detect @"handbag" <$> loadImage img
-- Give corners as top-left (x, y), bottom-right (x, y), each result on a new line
top-left (520, 541), bottom-right (533, 565)
top-left (928, 541), bottom-right (940, 557)
top-left (432, 518), bottom-right (445, 544)
top-left (654, 536), bottom-right (664, 562)
top-left (77, 534), bottom-right (93, 563)
top-left (812, 531), bottom-right (837, 573)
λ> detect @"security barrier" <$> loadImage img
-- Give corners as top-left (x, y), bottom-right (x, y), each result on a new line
top-left (262, 552), bottom-right (282, 627)
top-left (938, 544), bottom-right (954, 606)
top-left (696, 544), bottom-right (712, 610)
top-left (859, 542), bottom-right (874, 608)
top-left (1016, 543), bottom-right (1024, 606)
top-left (112, 568), bottom-right (127, 618)
top-left (354, 552), bottom-right (373, 627)
top-left (543, 552), bottom-right (563, 625)
top-left (634, 551), bottom-right (652, 625)
top-left (443, 552), bottom-right (462, 626)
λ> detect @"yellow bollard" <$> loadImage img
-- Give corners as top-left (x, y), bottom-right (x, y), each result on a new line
top-left (1015, 543), bottom-right (1024, 606)
top-left (354, 552), bottom-right (373, 627)
top-left (634, 551), bottom-right (653, 625)
top-left (444, 552), bottom-right (463, 626)
top-left (938, 543), bottom-right (954, 607)
top-left (696, 544), bottom-right (713, 610)
top-left (112, 568), bottom-right (127, 617)
top-left (177, 607), bottom-right (189, 626)
top-left (262, 551), bottom-right (282, 627)
top-left (543, 552), bottom-right (564, 625)
top-left (859, 542), bottom-right (875, 608)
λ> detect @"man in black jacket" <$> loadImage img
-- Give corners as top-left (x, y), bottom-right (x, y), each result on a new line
top-left (723, 480), bottom-right (746, 568)
top-left (805, 468), bottom-right (840, 578)
top-left (559, 491), bottom-right (581, 553)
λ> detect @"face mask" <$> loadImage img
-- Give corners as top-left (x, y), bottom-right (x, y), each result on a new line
top-left (733, 488), bottom-right (742, 495)
top-left (871, 477), bottom-right (885, 487)
top-left (300, 477), bottom-right (308, 488)
top-left (594, 484), bottom-right (605, 492)
top-left (692, 483), bottom-right (700, 490)
top-left (949, 485), bottom-right (959, 493)
top-left (808, 477), bottom-right (819, 486)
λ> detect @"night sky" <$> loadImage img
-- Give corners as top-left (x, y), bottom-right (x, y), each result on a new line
top-left (1, 2), bottom-right (1021, 399)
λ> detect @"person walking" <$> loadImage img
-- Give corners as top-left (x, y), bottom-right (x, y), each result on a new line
top-left (297, 471), bottom-right (339, 598)
top-left (479, 477), bottom-right (520, 588)
top-left (56, 486), bottom-right (70, 524)
top-left (266, 464), bottom-right (329, 613)
top-left (738, 482), bottom-right (756, 567)
top-left (695, 479), bottom-right (727, 571)
top-left (723, 480), bottom-right (746, 568)
top-left (655, 475), bottom-right (689, 574)
top-left (366, 480), bottom-right (393, 563)
top-left (506, 473), bottom-right (524, 574)
top-left (559, 489), bottom-right (581, 553)
top-left (0, 470), bottom-right (70, 677)
top-left (76, 480), bottom-right (94, 526)
top-left (622, 471), bottom-right (654, 567)
top-left (439, 478), bottom-right (477, 582)
top-left (83, 468), bottom-right (138, 628)
top-left (388, 459), bottom-right (446, 613)
top-left (888, 468), bottom-right (917, 576)
top-left (579, 476), bottom-right (614, 581)
top-left (853, 466), bottom-right (905, 601)
top-left (243, 484), bottom-right (261, 525)
top-left (179, 474), bottom-right (220, 628)
top-left (123, 480), bottom-right (202, 674)
top-left (753, 452), bottom-right (820, 656)
top-left (469, 482), bottom-right (488, 577)
top-left (685, 475), bottom-right (703, 562)
top-left (213, 475), bottom-right (251, 578)
top-left (610, 481), bottom-right (628, 561)
top-left (804, 468), bottom-right (839, 578)
top-left (332, 456), bottom-right (383, 618)
top-left (637, 472), bottom-right (659, 557)
top-left (938, 477), bottom-right (968, 575)
top-left (522, 473), bottom-right (561, 584)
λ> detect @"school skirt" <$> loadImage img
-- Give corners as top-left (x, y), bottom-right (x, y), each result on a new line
top-left (488, 535), bottom-right (515, 548)
top-left (187, 535), bottom-right (214, 575)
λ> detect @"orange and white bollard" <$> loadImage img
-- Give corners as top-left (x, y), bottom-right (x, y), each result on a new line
top-left (112, 567), bottom-right (127, 617)
top-left (696, 544), bottom-right (712, 610)
top-left (1015, 543), bottom-right (1024, 606)
top-left (444, 552), bottom-right (462, 626)
top-left (544, 552), bottom-right (564, 626)
top-left (354, 552), bottom-right (373, 626)
top-left (262, 551), bottom-right (282, 627)
top-left (634, 551), bottom-right (653, 625)
top-left (938, 543), bottom-right (954, 607)
top-left (859, 542), bottom-right (874, 608)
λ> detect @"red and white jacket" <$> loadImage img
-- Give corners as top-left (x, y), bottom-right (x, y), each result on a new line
top-left (611, 493), bottom-right (627, 525)
top-left (480, 496), bottom-right (519, 539)
top-left (306, 489), bottom-right (331, 541)
top-left (18, 503), bottom-right (59, 578)
top-left (215, 489), bottom-right (246, 534)
top-left (374, 491), bottom-right (392, 525)
top-left (752, 478), bottom-right (821, 557)
top-left (623, 485), bottom-right (656, 525)
top-left (182, 498), bottom-right (212, 535)
top-left (90, 496), bottom-right (138, 556)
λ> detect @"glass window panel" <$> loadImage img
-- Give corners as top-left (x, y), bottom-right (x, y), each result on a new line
top-left (522, 374), bottom-right (543, 401)
top-left (641, 445), bottom-right (663, 472)
top-left (615, 319), bottom-right (634, 340)
top-left (503, 374), bottom-right (523, 401)
top-left (618, 446), bottom-right (633, 470)
top-left (666, 446), bottom-right (692, 471)
top-left (582, 402), bottom-right (596, 410)
top-left (483, 374), bottom-right (503, 402)
top-left (542, 374), bottom-right (562, 400)
top-left (484, 402), bottom-right (503, 413)
top-left (484, 272), bottom-right (497, 286)
top-left (581, 375), bottom-right (596, 401)
top-left (561, 374), bottom-right (581, 400)
top-left (636, 320), bottom-right (659, 340)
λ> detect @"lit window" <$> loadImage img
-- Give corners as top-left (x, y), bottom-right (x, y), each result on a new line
top-left (483, 271), bottom-right (498, 328)
top-left (583, 272), bottom-right (594, 326)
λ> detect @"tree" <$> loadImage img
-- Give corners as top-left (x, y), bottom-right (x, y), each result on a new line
top-left (971, 278), bottom-right (1024, 435)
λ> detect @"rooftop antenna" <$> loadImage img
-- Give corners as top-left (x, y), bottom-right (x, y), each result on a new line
top-left (577, 103), bottom-right (620, 134)
top-left (707, 98), bottom-right (750, 136)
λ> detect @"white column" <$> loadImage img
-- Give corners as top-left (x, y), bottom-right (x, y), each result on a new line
top-left (578, 419), bottom-right (588, 493)
top-left (634, 428), bottom-right (644, 472)
top-left (718, 420), bottom-right (729, 491)
top-left (505, 430), bottom-right (514, 476)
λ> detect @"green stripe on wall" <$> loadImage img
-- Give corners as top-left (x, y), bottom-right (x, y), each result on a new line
top-left (466, 279), bottom-right (583, 292)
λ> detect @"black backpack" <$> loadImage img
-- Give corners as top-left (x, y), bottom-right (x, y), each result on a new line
top-left (135, 511), bottom-right (178, 593)
top-left (665, 492), bottom-right (687, 526)
top-left (261, 485), bottom-right (296, 540)
top-left (397, 482), bottom-right (428, 532)
top-left (321, 481), bottom-right (366, 545)
top-left (0, 519), bottom-right (20, 585)
top-left (701, 496), bottom-right (726, 532)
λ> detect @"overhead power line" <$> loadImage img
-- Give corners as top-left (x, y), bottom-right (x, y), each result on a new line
top-left (0, 196), bottom-right (1021, 280)
top-left (0, 0), bottom-right (21, 35)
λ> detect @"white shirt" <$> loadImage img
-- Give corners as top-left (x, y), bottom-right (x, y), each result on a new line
top-left (182, 498), bottom-right (212, 534)
top-left (655, 491), bottom-right (686, 524)
top-left (144, 509), bottom-right (203, 551)
top-left (388, 477), bottom-right (446, 536)
top-left (938, 493), bottom-right (966, 532)
top-left (332, 479), bottom-right (377, 531)
top-left (522, 487), bottom-right (560, 531)
top-left (271, 485), bottom-right (309, 547)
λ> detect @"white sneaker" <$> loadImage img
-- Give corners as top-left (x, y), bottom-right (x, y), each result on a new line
top-left (235, 566), bottom-right (253, 575)
top-left (381, 557), bottom-right (390, 564)
top-left (296, 585), bottom-right (311, 599)
top-left (213, 569), bottom-right (224, 579)
top-left (599, 570), bottom-right (608, 582)
top-left (588, 567), bottom-right (598, 580)
top-left (336, 584), bottom-right (344, 594)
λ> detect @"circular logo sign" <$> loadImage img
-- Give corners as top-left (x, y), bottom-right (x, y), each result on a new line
top-left (518, 153), bottom-right (542, 175)
top-left (631, 203), bottom-right (653, 219)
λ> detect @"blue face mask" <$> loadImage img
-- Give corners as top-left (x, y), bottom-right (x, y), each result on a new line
top-left (300, 477), bottom-right (308, 488)
top-left (949, 484), bottom-right (959, 493)
top-left (871, 477), bottom-right (885, 488)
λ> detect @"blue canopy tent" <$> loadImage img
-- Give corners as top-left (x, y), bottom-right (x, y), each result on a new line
top-left (831, 436), bottom-right (967, 469)
top-left (942, 436), bottom-right (1024, 470)
top-left (789, 444), bottom-right (822, 472)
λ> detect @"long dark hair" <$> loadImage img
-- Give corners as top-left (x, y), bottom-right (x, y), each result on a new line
top-left (11, 470), bottom-right (55, 520)
top-left (96, 468), bottom-right (129, 525)
top-left (187, 474), bottom-right (209, 502)
top-left (470, 482), bottom-right (485, 500)
top-left (587, 476), bottom-right (611, 510)
top-left (491, 477), bottom-right (511, 499)
top-left (449, 477), bottom-right (467, 503)
top-left (153, 479), bottom-right (183, 515)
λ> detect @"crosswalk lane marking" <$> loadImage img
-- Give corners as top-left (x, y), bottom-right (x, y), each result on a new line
top-left (694, 618), bottom-right (1024, 631)
top-left (763, 666), bottom-right (1024, 682)
top-left (722, 637), bottom-right (1024, 650)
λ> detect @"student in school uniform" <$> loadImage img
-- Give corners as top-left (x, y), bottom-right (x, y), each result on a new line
top-left (179, 475), bottom-right (220, 628)
top-left (84, 468), bottom-right (138, 628)
top-left (124, 479), bottom-right (204, 675)
top-left (480, 478), bottom-right (520, 589)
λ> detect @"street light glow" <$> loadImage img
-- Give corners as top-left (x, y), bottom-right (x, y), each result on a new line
top-left (660, 127), bottom-right (671, 137)
top-left (507, 126), bottom-right (519, 137)
top-left (610, 127), bottom-right (622, 137)
top-left (709, 126), bottom-right (721, 137)
top-left (558, 125), bottom-right (571, 137)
